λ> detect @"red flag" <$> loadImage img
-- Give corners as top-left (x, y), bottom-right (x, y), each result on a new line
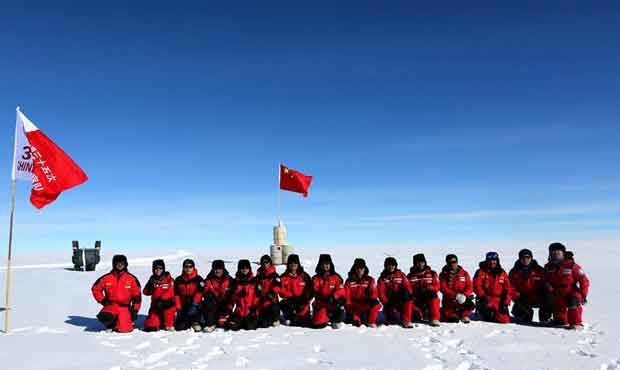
top-left (17, 109), bottom-right (88, 209)
top-left (279, 164), bottom-right (312, 197)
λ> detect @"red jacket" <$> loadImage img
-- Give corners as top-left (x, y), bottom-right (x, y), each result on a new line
top-left (439, 265), bottom-right (473, 301)
top-left (174, 269), bottom-right (203, 309)
top-left (312, 272), bottom-right (345, 302)
top-left (92, 270), bottom-right (142, 312)
top-left (231, 272), bottom-right (259, 317)
top-left (255, 265), bottom-right (281, 308)
top-left (544, 259), bottom-right (589, 300)
top-left (344, 274), bottom-right (378, 305)
top-left (279, 269), bottom-right (313, 302)
top-left (473, 262), bottom-right (512, 306)
top-left (203, 271), bottom-right (234, 305)
top-left (377, 269), bottom-right (412, 305)
top-left (407, 266), bottom-right (440, 295)
top-left (143, 272), bottom-right (175, 304)
top-left (508, 260), bottom-right (545, 303)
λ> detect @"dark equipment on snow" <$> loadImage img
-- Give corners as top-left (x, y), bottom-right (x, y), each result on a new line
top-left (71, 240), bottom-right (101, 271)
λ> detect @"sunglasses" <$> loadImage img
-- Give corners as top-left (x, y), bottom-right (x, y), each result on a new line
top-left (448, 260), bottom-right (458, 264)
top-left (183, 265), bottom-right (194, 269)
top-left (154, 266), bottom-right (164, 270)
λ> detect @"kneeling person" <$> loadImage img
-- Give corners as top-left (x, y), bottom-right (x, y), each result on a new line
top-left (91, 255), bottom-right (142, 333)
top-left (255, 255), bottom-right (282, 328)
top-left (228, 259), bottom-right (259, 331)
top-left (143, 259), bottom-right (176, 331)
top-left (378, 257), bottom-right (414, 328)
top-left (344, 258), bottom-right (380, 328)
top-left (312, 254), bottom-right (346, 329)
top-left (279, 254), bottom-right (313, 327)
top-left (174, 259), bottom-right (204, 332)
top-left (202, 260), bottom-right (234, 332)
top-left (407, 253), bottom-right (441, 327)
top-left (473, 252), bottom-right (513, 324)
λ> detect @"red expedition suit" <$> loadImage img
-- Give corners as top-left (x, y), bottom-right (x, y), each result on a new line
top-left (312, 273), bottom-right (346, 327)
top-left (377, 269), bottom-right (413, 325)
top-left (202, 270), bottom-right (234, 328)
top-left (228, 271), bottom-right (259, 330)
top-left (509, 259), bottom-right (546, 322)
top-left (407, 266), bottom-right (441, 322)
top-left (544, 259), bottom-right (589, 326)
top-left (279, 268), bottom-right (313, 325)
top-left (473, 261), bottom-right (513, 324)
top-left (92, 270), bottom-right (142, 333)
top-left (143, 272), bottom-right (176, 331)
top-left (344, 273), bottom-right (380, 326)
top-left (255, 265), bottom-right (282, 327)
top-left (174, 268), bottom-right (204, 330)
top-left (439, 265), bottom-right (474, 321)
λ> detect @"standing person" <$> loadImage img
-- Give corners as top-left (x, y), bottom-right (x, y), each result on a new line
top-left (201, 260), bottom-right (234, 333)
top-left (228, 259), bottom-right (259, 331)
top-left (544, 243), bottom-right (590, 329)
top-left (508, 249), bottom-right (547, 323)
top-left (279, 254), bottom-right (313, 327)
top-left (91, 255), bottom-right (142, 333)
top-left (255, 255), bottom-right (282, 328)
top-left (473, 252), bottom-right (513, 324)
top-left (407, 253), bottom-right (441, 327)
top-left (378, 257), bottom-right (413, 328)
top-left (439, 254), bottom-right (474, 323)
top-left (344, 258), bottom-right (380, 328)
top-left (143, 259), bottom-right (176, 332)
top-left (174, 259), bottom-right (204, 332)
top-left (311, 254), bottom-right (346, 329)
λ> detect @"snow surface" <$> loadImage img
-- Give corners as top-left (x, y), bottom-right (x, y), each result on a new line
top-left (1, 243), bottom-right (618, 370)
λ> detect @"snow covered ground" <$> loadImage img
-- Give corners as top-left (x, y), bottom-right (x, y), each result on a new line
top-left (1, 242), bottom-right (618, 370)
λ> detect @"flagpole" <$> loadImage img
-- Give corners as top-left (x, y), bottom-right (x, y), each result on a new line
top-left (3, 178), bottom-right (16, 334)
top-left (277, 163), bottom-right (281, 224)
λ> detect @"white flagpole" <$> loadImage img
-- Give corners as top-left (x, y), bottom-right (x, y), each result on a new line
top-left (4, 107), bottom-right (21, 334)
top-left (277, 163), bottom-right (282, 224)
top-left (4, 179), bottom-right (16, 334)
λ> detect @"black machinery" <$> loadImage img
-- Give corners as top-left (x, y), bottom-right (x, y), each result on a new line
top-left (72, 240), bottom-right (101, 271)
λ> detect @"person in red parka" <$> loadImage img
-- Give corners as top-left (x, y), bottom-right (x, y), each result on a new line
top-left (544, 243), bottom-right (590, 329)
top-left (228, 259), bottom-right (259, 331)
top-left (201, 259), bottom-right (234, 332)
top-left (378, 257), bottom-right (413, 328)
top-left (344, 258), bottom-right (380, 328)
top-left (509, 249), bottom-right (548, 323)
top-left (143, 259), bottom-right (176, 332)
top-left (312, 254), bottom-right (346, 329)
top-left (91, 255), bottom-right (142, 333)
top-left (255, 255), bottom-right (282, 328)
top-left (473, 252), bottom-right (513, 324)
top-left (279, 254), bottom-right (313, 327)
top-left (439, 254), bottom-right (474, 323)
top-left (407, 253), bottom-right (441, 327)
top-left (174, 259), bottom-right (204, 332)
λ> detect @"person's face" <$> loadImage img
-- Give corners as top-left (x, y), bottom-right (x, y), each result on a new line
top-left (415, 261), bottom-right (426, 270)
top-left (261, 260), bottom-right (271, 269)
top-left (240, 266), bottom-right (250, 275)
top-left (488, 259), bottom-right (498, 268)
top-left (386, 264), bottom-right (396, 273)
top-left (288, 262), bottom-right (299, 273)
top-left (153, 266), bottom-right (164, 276)
top-left (355, 266), bottom-right (365, 278)
top-left (183, 264), bottom-right (194, 274)
top-left (214, 268), bottom-right (224, 278)
top-left (551, 250), bottom-right (564, 262)
top-left (322, 262), bottom-right (331, 273)
top-left (114, 261), bottom-right (126, 271)
top-left (520, 255), bottom-right (532, 266)
top-left (448, 259), bottom-right (458, 269)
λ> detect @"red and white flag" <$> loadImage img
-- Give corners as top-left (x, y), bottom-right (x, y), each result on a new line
top-left (12, 107), bottom-right (88, 209)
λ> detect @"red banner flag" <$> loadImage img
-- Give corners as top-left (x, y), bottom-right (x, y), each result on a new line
top-left (279, 164), bottom-right (312, 197)
top-left (16, 108), bottom-right (88, 209)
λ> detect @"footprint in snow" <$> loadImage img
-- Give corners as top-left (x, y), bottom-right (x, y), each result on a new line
top-left (570, 348), bottom-right (597, 358)
top-left (235, 356), bottom-right (250, 368)
top-left (445, 339), bottom-right (464, 348)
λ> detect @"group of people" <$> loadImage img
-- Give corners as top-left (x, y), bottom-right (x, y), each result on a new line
top-left (91, 242), bottom-right (589, 333)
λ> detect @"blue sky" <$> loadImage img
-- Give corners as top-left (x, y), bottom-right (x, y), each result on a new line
top-left (0, 1), bottom-right (619, 253)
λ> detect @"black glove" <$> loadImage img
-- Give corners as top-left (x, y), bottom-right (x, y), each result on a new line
top-left (327, 295), bottom-right (336, 305)
top-left (100, 297), bottom-right (111, 306)
top-left (336, 297), bottom-right (346, 307)
top-left (266, 292), bottom-right (276, 301)
top-left (582, 297), bottom-right (588, 306)
top-left (499, 305), bottom-right (509, 315)
top-left (424, 290), bottom-right (438, 301)
top-left (463, 296), bottom-right (476, 311)
top-left (365, 284), bottom-right (373, 298)
top-left (160, 299), bottom-right (175, 309)
top-left (131, 310), bottom-right (138, 322)
top-left (144, 276), bottom-right (155, 293)
top-left (400, 290), bottom-right (412, 301)
top-left (476, 296), bottom-right (489, 309)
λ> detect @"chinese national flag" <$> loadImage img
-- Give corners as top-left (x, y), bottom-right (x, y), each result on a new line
top-left (15, 108), bottom-right (88, 209)
top-left (279, 164), bottom-right (312, 197)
